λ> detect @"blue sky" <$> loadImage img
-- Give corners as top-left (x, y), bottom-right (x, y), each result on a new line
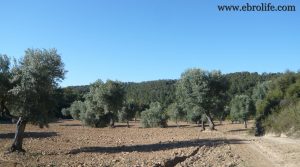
top-left (0, 0), bottom-right (299, 87)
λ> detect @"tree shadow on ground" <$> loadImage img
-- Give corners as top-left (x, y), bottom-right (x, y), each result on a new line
top-left (114, 124), bottom-right (132, 128)
top-left (0, 132), bottom-right (58, 139)
top-left (68, 138), bottom-right (244, 154)
top-left (227, 129), bottom-right (248, 133)
top-left (59, 124), bottom-right (82, 127)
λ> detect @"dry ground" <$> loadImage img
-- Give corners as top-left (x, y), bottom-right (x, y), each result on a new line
top-left (0, 120), bottom-right (300, 167)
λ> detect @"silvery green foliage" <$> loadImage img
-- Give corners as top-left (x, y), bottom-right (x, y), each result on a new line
top-left (186, 106), bottom-right (204, 123)
top-left (66, 80), bottom-right (124, 127)
top-left (78, 80), bottom-right (109, 127)
top-left (176, 69), bottom-right (212, 119)
top-left (118, 100), bottom-right (137, 123)
top-left (61, 108), bottom-right (71, 117)
top-left (0, 54), bottom-right (11, 101)
top-left (230, 95), bottom-right (253, 122)
top-left (68, 101), bottom-right (86, 120)
top-left (252, 81), bottom-right (272, 109)
top-left (8, 49), bottom-right (66, 127)
top-left (166, 102), bottom-right (184, 123)
top-left (102, 80), bottom-right (125, 114)
top-left (141, 102), bottom-right (168, 128)
top-left (176, 68), bottom-right (226, 129)
top-left (118, 106), bottom-right (128, 123)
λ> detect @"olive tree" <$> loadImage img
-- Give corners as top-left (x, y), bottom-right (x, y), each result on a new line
top-left (100, 80), bottom-right (124, 127)
top-left (209, 71), bottom-right (228, 125)
top-left (118, 100), bottom-right (137, 127)
top-left (62, 101), bottom-right (86, 120)
top-left (176, 68), bottom-right (225, 130)
top-left (79, 81), bottom-right (109, 127)
top-left (230, 95), bottom-right (254, 128)
top-left (0, 49), bottom-right (66, 152)
top-left (65, 80), bottom-right (124, 128)
top-left (141, 102), bottom-right (168, 128)
top-left (252, 81), bottom-right (272, 107)
top-left (166, 102), bottom-right (184, 127)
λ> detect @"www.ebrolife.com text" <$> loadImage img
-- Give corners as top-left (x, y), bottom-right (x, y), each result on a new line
top-left (218, 3), bottom-right (296, 12)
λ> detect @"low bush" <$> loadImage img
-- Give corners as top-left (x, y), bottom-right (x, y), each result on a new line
top-left (141, 102), bottom-right (168, 128)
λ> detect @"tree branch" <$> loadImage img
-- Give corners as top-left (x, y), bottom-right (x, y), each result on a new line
top-left (0, 100), bottom-right (18, 120)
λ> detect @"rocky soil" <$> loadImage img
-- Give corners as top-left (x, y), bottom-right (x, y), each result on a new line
top-left (0, 120), bottom-right (299, 167)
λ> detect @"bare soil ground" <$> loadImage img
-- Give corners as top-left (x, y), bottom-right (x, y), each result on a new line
top-left (1, 120), bottom-right (300, 167)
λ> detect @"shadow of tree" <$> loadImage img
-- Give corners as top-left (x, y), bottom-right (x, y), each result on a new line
top-left (0, 132), bottom-right (58, 139)
top-left (114, 125), bottom-right (132, 128)
top-left (227, 129), bottom-right (248, 133)
top-left (59, 124), bottom-right (82, 127)
top-left (68, 138), bottom-right (244, 154)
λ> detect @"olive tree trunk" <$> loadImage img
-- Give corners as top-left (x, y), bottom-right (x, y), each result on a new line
top-left (205, 113), bottom-right (215, 130)
top-left (110, 117), bottom-right (115, 128)
top-left (244, 120), bottom-right (247, 128)
top-left (0, 102), bottom-right (26, 152)
top-left (10, 117), bottom-right (27, 152)
top-left (201, 118), bottom-right (205, 131)
top-left (176, 118), bottom-right (179, 128)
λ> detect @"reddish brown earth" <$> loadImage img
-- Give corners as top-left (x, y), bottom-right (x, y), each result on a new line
top-left (1, 120), bottom-right (300, 167)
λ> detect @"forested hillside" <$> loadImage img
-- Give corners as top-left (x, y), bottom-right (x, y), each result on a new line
top-left (59, 72), bottom-right (279, 112)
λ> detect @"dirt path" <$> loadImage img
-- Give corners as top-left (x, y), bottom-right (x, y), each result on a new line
top-left (226, 134), bottom-right (276, 167)
top-left (221, 123), bottom-right (300, 167)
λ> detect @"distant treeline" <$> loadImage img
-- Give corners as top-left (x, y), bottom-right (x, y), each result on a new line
top-left (57, 72), bottom-right (279, 114)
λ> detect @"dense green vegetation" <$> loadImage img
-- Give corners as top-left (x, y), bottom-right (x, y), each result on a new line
top-left (254, 72), bottom-right (300, 136)
top-left (123, 80), bottom-right (176, 108)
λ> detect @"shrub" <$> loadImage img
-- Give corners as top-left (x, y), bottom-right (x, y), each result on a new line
top-left (68, 101), bottom-right (86, 120)
top-left (264, 101), bottom-right (300, 137)
top-left (80, 108), bottom-right (110, 128)
top-left (166, 103), bottom-right (185, 124)
top-left (61, 108), bottom-right (70, 117)
top-left (141, 102), bottom-right (168, 128)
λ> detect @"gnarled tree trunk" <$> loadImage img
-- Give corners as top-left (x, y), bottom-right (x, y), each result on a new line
top-left (205, 113), bottom-right (215, 130)
top-left (10, 117), bottom-right (27, 152)
top-left (0, 101), bottom-right (26, 152)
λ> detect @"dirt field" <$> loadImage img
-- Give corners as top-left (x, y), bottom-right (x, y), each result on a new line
top-left (1, 120), bottom-right (300, 167)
